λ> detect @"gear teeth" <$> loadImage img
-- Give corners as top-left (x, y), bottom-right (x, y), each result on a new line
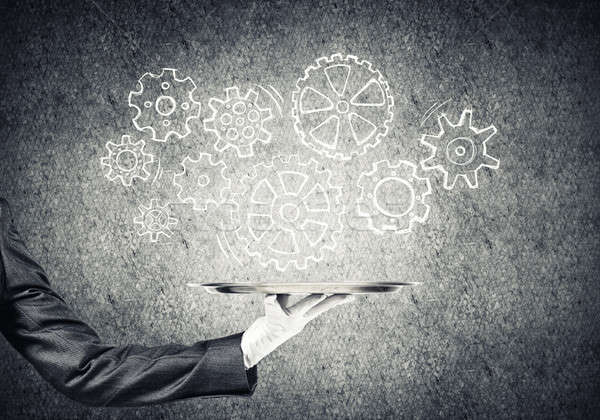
top-left (208, 98), bottom-right (222, 110)
top-left (482, 153), bottom-right (500, 169)
top-left (258, 128), bottom-right (271, 143)
top-left (316, 56), bottom-right (330, 67)
top-left (247, 89), bottom-right (259, 103)
top-left (444, 173), bottom-right (459, 190)
top-left (214, 139), bottom-right (227, 152)
top-left (421, 133), bottom-right (441, 147)
top-left (415, 177), bottom-right (431, 198)
top-left (439, 113), bottom-right (454, 132)
top-left (413, 201), bottom-right (430, 223)
top-left (225, 86), bottom-right (240, 100)
top-left (462, 171), bottom-right (479, 189)
top-left (346, 54), bottom-right (358, 63)
top-left (395, 161), bottom-right (414, 180)
top-left (460, 109), bottom-right (473, 128)
top-left (476, 124), bottom-right (497, 140)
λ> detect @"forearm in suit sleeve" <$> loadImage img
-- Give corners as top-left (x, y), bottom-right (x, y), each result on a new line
top-left (0, 199), bottom-right (257, 406)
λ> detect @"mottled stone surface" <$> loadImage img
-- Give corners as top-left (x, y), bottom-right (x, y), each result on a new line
top-left (1, 0), bottom-right (599, 418)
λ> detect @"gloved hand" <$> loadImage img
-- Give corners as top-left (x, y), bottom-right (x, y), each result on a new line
top-left (240, 294), bottom-right (354, 369)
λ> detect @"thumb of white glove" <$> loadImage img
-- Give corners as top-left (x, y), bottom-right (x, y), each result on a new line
top-left (241, 294), bottom-right (354, 369)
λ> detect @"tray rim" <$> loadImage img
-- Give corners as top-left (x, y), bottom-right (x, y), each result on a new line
top-left (187, 281), bottom-right (421, 295)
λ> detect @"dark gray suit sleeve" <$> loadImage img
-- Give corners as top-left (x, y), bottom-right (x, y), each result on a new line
top-left (0, 199), bottom-right (257, 406)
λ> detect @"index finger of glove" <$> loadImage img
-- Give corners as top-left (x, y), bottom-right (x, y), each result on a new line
top-left (303, 294), bottom-right (354, 320)
top-left (287, 294), bottom-right (325, 316)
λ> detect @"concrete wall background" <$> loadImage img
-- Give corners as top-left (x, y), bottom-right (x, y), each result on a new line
top-left (1, 0), bottom-right (599, 418)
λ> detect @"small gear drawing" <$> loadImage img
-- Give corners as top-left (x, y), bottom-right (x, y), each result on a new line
top-left (292, 54), bottom-right (394, 161)
top-left (133, 199), bottom-right (178, 242)
top-left (357, 160), bottom-right (431, 234)
top-left (100, 135), bottom-right (153, 186)
top-left (231, 155), bottom-right (343, 271)
top-left (129, 68), bottom-right (201, 142)
top-left (204, 86), bottom-right (273, 158)
top-left (420, 109), bottom-right (499, 189)
top-left (173, 153), bottom-right (231, 210)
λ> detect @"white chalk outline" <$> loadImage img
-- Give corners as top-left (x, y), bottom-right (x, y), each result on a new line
top-left (173, 153), bottom-right (231, 211)
top-left (292, 54), bottom-right (394, 161)
top-left (230, 155), bottom-right (344, 271)
top-left (420, 99), bottom-right (451, 127)
top-left (100, 134), bottom-right (154, 186)
top-left (133, 199), bottom-right (178, 242)
top-left (129, 68), bottom-right (201, 142)
top-left (357, 160), bottom-right (431, 235)
top-left (253, 84), bottom-right (284, 117)
top-left (420, 109), bottom-right (500, 189)
top-left (204, 86), bottom-right (273, 158)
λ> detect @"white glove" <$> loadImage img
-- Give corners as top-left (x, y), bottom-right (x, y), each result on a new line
top-left (240, 294), bottom-right (354, 369)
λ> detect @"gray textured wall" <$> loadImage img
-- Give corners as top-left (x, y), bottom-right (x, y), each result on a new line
top-left (1, 0), bottom-right (599, 418)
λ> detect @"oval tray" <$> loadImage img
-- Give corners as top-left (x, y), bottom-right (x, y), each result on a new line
top-left (187, 282), bottom-right (420, 295)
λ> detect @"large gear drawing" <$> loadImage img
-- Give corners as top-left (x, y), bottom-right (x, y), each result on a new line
top-left (133, 199), bottom-right (178, 242)
top-left (292, 54), bottom-right (394, 161)
top-left (357, 160), bottom-right (431, 234)
top-left (420, 109), bottom-right (499, 189)
top-left (231, 155), bottom-right (344, 271)
top-left (173, 153), bottom-right (231, 210)
top-left (204, 86), bottom-right (273, 158)
top-left (100, 135), bottom-right (153, 186)
top-left (129, 68), bottom-right (201, 142)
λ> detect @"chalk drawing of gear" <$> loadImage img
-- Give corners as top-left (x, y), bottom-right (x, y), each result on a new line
top-left (173, 153), bottom-right (231, 210)
top-left (204, 86), bottom-right (273, 158)
top-left (357, 160), bottom-right (431, 234)
top-left (133, 199), bottom-right (178, 242)
top-left (232, 155), bottom-right (343, 271)
top-left (420, 109), bottom-right (499, 189)
top-left (292, 54), bottom-right (394, 161)
top-left (129, 68), bottom-right (201, 142)
top-left (100, 135), bottom-right (153, 186)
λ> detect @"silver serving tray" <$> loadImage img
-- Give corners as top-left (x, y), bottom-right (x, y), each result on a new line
top-left (187, 282), bottom-right (420, 295)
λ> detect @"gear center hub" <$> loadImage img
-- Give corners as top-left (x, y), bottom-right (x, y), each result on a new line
top-left (145, 210), bottom-right (168, 231)
top-left (155, 95), bottom-right (176, 116)
top-left (336, 100), bottom-right (349, 114)
top-left (374, 177), bottom-right (415, 218)
top-left (272, 195), bottom-right (306, 228)
top-left (446, 137), bottom-right (476, 166)
top-left (116, 150), bottom-right (138, 172)
top-left (280, 203), bottom-right (300, 222)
